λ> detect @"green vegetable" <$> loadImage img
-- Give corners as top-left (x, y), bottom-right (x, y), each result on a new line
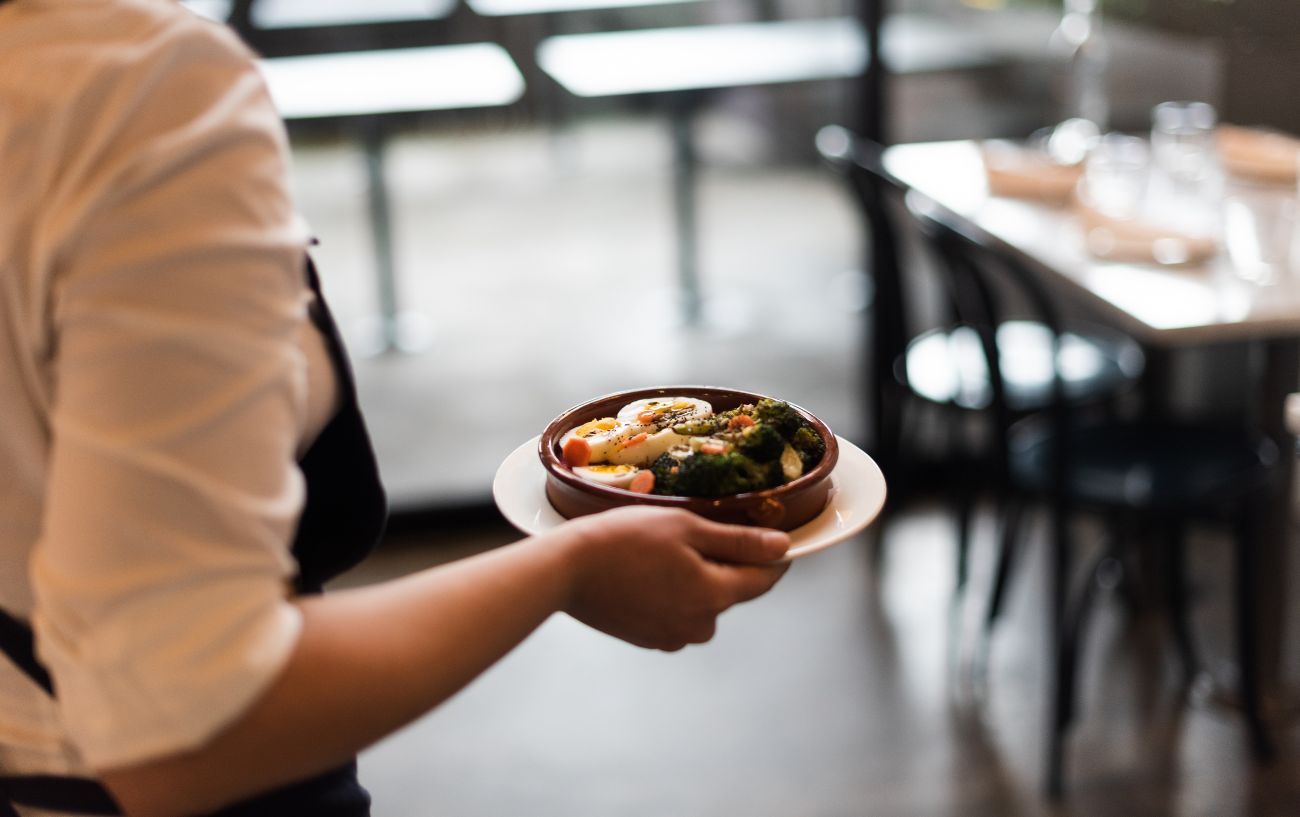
top-left (672, 417), bottom-right (724, 436)
top-left (734, 422), bottom-right (785, 462)
top-left (649, 454), bottom-right (682, 495)
top-left (791, 425), bottom-right (827, 470)
top-left (662, 451), bottom-right (779, 497)
top-left (652, 399), bottom-right (827, 498)
top-left (754, 399), bottom-right (808, 438)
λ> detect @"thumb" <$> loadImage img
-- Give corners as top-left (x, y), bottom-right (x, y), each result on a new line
top-left (687, 519), bottom-right (790, 564)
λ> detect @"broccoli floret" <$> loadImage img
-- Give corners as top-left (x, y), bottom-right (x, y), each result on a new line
top-left (649, 454), bottom-right (682, 496)
top-left (671, 451), bottom-right (780, 497)
top-left (672, 417), bottom-right (724, 436)
top-left (675, 404), bottom-right (758, 437)
top-left (790, 425), bottom-right (827, 470)
top-left (734, 422), bottom-right (785, 462)
top-left (754, 399), bottom-right (808, 439)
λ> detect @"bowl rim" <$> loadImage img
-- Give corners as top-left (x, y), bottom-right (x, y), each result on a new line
top-left (538, 385), bottom-right (840, 507)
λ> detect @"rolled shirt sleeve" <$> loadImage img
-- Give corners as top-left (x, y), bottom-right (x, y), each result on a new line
top-left (27, 12), bottom-right (314, 769)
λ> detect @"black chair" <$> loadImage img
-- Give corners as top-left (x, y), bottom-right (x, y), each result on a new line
top-left (814, 125), bottom-right (1144, 602)
top-left (907, 193), bottom-right (1279, 797)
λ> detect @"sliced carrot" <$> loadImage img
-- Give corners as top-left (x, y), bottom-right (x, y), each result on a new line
top-left (700, 442), bottom-right (726, 455)
top-left (562, 436), bottom-right (592, 467)
top-left (618, 432), bottom-right (649, 449)
top-left (728, 414), bottom-right (756, 430)
top-left (629, 470), bottom-right (655, 493)
top-left (637, 410), bottom-right (658, 424)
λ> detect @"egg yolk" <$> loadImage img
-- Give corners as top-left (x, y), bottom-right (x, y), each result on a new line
top-left (584, 464), bottom-right (638, 475)
top-left (574, 418), bottom-right (619, 438)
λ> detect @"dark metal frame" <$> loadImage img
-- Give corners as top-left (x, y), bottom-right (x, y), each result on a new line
top-left (911, 198), bottom-right (1277, 798)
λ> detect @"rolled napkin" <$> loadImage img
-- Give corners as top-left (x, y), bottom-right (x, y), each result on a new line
top-left (1075, 200), bottom-right (1218, 266)
top-left (980, 140), bottom-right (1083, 204)
top-left (1217, 124), bottom-right (1300, 184)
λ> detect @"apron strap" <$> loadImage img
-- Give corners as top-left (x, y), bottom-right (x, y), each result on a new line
top-left (0, 612), bottom-right (120, 814)
top-left (0, 608), bottom-right (53, 695)
top-left (0, 776), bottom-right (120, 815)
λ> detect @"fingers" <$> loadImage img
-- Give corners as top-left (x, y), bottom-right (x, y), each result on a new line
top-left (707, 561), bottom-right (789, 606)
top-left (687, 517), bottom-right (791, 565)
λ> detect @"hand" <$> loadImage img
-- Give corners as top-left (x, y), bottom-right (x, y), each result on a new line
top-left (553, 506), bottom-right (790, 651)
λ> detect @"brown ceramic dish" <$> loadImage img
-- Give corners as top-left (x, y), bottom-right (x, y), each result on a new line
top-left (539, 386), bottom-right (839, 531)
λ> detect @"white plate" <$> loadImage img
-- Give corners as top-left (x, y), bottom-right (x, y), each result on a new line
top-left (491, 434), bottom-right (886, 562)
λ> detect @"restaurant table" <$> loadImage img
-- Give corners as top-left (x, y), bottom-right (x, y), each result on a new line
top-left (538, 16), bottom-right (867, 325)
top-left (183, 0), bottom-right (460, 28)
top-left (883, 139), bottom-right (1300, 714)
top-left (258, 44), bottom-right (525, 354)
top-left (537, 14), bottom-right (1003, 325)
top-left (184, 0), bottom-right (499, 354)
top-left (467, 0), bottom-right (696, 14)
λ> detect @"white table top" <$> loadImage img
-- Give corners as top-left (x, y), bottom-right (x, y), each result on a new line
top-left (468, 0), bottom-right (696, 15)
top-left (536, 13), bottom-right (1011, 99)
top-left (182, 0), bottom-right (457, 28)
top-left (884, 140), bottom-right (1300, 347)
top-left (538, 17), bottom-right (868, 97)
top-left (258, 44), bottom-right (525, 120)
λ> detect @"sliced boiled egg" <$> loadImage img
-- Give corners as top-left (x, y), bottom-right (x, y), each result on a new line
top-left (616, 397), bottom-right (713, 429)
top-left (572, 463), bottom-right (641, 488)
top-left (606, 426), bottom-right (692, 467)
top-left (559, 417), bottom-right (650, 464)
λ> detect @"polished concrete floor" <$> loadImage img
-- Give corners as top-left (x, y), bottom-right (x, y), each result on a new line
top-left (337, 501), bottom-right (1300, 817)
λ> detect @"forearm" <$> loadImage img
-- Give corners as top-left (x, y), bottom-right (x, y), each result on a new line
top-left (95, 506), bottom-right (790, 817)
top-left (99, 531), bottom-right (579, 817)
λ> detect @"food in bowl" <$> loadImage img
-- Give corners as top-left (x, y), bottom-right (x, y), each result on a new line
top-left (558, 396), bottom-right (827, 498)
top-left (539, 387), bottom-right (839, 530)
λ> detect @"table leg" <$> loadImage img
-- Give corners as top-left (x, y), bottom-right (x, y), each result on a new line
top-left (1253, 338), bottom-right (1298, 709)
top-left (356, 118), bottom-right (433, 356)
top-left (668, 92), bottom-right (702, 327)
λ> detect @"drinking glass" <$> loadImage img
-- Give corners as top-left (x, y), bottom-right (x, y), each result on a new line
top-left (1223, 181), bottom-right (1299, 285)
top-left (1083, 132), bottom-right (1148, 218)
top-left (1151, 101), bottom-right (1218, 186)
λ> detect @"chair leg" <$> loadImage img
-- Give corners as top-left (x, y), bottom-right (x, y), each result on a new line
top-left (954, 479), bottom-right (974, 600)
top-left (1046, 500), bottom-right (1073, 799)
top-left (943, 405), bottom-right (982, 602)
top-left (1161, 521), bottom-right (1202, 687)
top-left (1048, 541), bottom-right (1118, 799)
top-left (984, 495), bottom-right (1025, 634)
top-left (974, 494), bottom-right (1021, 685)
top-left (1233, 507), bottom-right (1275, 762)
top-left (867, 376), bottom-right (909, 571)
top-left (1106, 512), bottom-right (1144, 616)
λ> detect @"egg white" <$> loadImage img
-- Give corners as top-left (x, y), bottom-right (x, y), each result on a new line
top-left (606, 427), bottom-right (692, 467)
top-left (560, 417), bottom-right (651, 464)
top-left (615, 397), bottom-right (713, 429)
top-left (572, 464), bottom-right (641, 488)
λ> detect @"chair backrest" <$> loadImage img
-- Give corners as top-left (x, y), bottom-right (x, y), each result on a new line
top-left (815, 125), bottom-right (912, 476)
top-left (905, 193), bottom-right (1072, 494)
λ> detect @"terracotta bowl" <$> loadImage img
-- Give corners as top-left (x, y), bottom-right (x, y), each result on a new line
top-left (539, 386), bottom-right (839, 531)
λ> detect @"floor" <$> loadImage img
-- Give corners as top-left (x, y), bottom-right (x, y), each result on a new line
top-left (337, 502), bottom-right (1300, 817)
top-left (291, 107), bottom-right (1300, 816)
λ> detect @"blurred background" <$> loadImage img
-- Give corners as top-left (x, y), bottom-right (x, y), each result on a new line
top-left (188, 1), bottom-right (1298, 814)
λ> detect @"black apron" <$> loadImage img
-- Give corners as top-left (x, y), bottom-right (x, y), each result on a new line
top-left (0, 255), bottom-right (388, 816)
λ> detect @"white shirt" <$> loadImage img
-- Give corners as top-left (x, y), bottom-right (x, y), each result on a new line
top-left (0, 0), bottom-right (337, 789)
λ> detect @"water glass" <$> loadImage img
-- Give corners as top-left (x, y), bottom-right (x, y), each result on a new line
top-left (1083, 132), bottom-right (1148, 218)
top-left (1223, 181), bottom-right (1299, 284)
top-left (1151, 101), bottom-right (1218, 186)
